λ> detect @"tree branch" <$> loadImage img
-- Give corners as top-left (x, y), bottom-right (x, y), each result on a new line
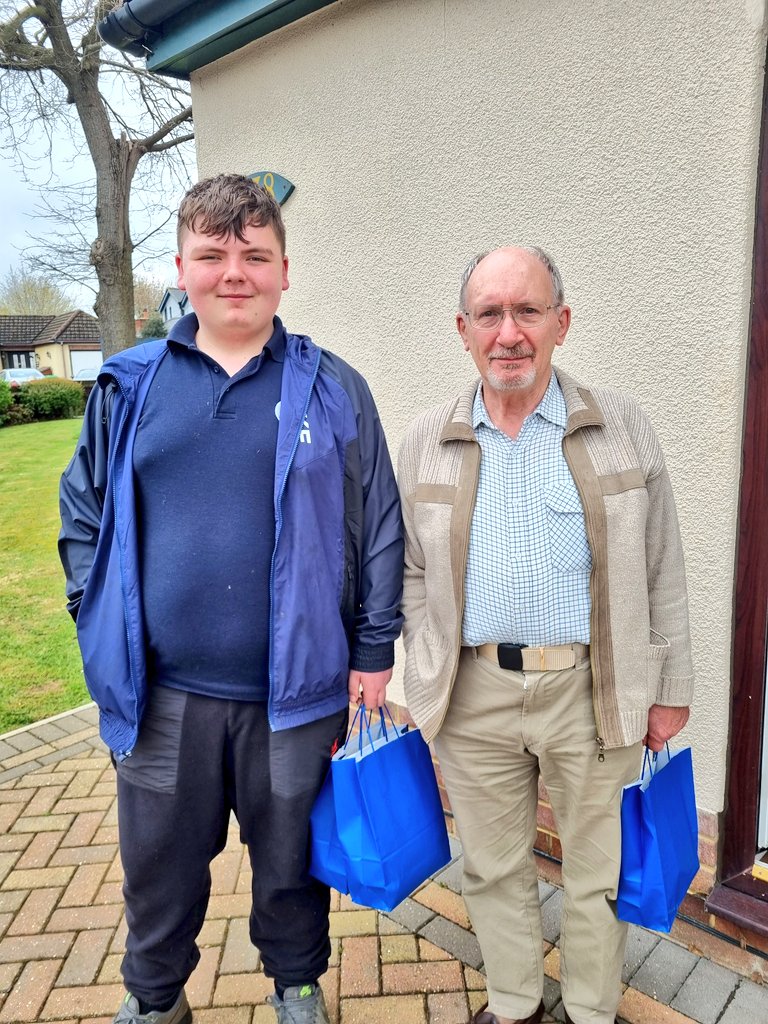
top-left (0, 4), bottom-right (48, 41)
top-left (0, 3), bottom-right (58, 69)
top-left (139, 103), bottom-right (193, 149)
top-left (148, 130), bottom-right (194, 154)
top-left (0, 0), bottom-right (194, 355)
top-left (134, 207), bottom-right (175, 250)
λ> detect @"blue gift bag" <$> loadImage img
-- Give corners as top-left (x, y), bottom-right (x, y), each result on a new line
top-left (617, 745), bottom-right (699, 932)
top-left (309, 707), bottom-right (451, 911)
top-left (307, 761), bottom-right (350, 896)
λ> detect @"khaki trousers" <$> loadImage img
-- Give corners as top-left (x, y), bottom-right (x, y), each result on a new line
top-left (434, 648), bottom-right (640, 1024)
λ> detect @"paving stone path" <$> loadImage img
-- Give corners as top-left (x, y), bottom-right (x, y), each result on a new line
top-left (0, 705), bottom-right (767, 1024)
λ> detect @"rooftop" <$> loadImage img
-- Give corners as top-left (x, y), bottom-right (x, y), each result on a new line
top-left (0, 312), bottom-right (100, 349)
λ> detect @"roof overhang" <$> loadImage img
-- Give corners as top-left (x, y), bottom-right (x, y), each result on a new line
top-left (98, 0), bottom-right (338, 80)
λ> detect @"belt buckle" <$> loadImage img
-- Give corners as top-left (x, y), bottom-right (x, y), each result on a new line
top-left (497, 643), bottom-right (527, 671)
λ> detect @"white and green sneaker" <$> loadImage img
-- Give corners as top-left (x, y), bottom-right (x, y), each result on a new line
top-left (112, 990), bottom-right (192, 1024)
top-left (266, 984), bottom-right (330, 1024)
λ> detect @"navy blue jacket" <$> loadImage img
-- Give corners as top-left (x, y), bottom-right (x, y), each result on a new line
top-left (58, 323), bottom-right (404, 758)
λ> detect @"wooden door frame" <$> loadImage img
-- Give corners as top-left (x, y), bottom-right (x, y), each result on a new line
top-left (706, 49), bottom-right (768, 932)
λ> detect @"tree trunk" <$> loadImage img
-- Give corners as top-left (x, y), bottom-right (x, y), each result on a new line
top-left (0, 2), bottom-right (193, 359)
top-left (71, 75), bottom-right (142, 359)
top-left (90, 138), bottom-right (140, 359)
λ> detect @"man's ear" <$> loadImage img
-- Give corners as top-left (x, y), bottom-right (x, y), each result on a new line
top-left (555, 304), bottom-right (572, 347)
top-left (456, 312), bottom-right (471, 352)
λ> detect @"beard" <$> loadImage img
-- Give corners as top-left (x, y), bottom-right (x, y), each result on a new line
top-left (485, 345), bottom-right (536, 392)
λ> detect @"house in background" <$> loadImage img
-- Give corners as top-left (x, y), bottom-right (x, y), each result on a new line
top-left (159, 287), bottom-right (192, 328)
top-left (99, 0), bottom-right (768, 965)
top-left (134, 308), bottom-right (152, 336)
top-left (0, 316), bottom-right (52, 371)
top-left (0, 311), bottom-right (102, 378)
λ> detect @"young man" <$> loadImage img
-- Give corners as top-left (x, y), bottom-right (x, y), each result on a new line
top-left (59, 175), bottom-right (403, 1024)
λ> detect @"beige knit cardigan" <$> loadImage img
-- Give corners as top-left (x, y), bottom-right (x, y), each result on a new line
top-left (397, 368), bottom-right (694, 749)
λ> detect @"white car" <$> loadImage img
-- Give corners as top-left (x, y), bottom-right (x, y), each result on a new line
top-left (0, 367), bottom-right (45, 389)
top-left (72, 367), bottom-right (101, 382)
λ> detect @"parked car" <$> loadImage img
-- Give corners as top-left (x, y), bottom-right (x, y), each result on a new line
top-left (72, 367), bottom-right (101, 382)
top-left (0, 368), bottom-right (45, 389)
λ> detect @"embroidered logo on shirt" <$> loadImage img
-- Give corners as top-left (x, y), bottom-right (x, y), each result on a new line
top-left (274, 402), bottom-right (312, 444)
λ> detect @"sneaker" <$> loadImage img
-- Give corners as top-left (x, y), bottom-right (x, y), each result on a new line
top-left (266, 984), bottom-right (330, 1024)
top-left (112, 990), bottom-right (192, 1024)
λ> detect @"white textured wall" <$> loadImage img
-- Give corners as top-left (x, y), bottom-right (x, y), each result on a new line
top-left (190, 0), bottom-right (768, 813)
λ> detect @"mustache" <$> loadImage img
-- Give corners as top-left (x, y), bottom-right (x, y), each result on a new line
top-left (489, 344), bottom-right (534, 360)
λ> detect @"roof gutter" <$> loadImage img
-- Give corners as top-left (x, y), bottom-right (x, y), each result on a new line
top-left (98, 0), bottom-right (338, 79)
top-left (98, 0), bottom-right (191, 58)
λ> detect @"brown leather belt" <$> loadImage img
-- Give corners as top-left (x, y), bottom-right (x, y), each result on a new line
top-left (476, 642), bottom-right (590, 672)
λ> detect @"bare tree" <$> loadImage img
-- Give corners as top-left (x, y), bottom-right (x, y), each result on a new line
top-left (0, 1), bottom-right (194, 357)
top-left (133, 272), bottom-right (166, 316)
top-left (0, 263), bottom-right (73, 314)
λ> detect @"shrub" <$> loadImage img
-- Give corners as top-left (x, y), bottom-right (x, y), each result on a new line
top-left (2, 402), bottom-right (35, 427)
top-left (0, 380), bottom-right (11, 424)
top-left (15, 378), bottom-right (85, 421)
top-left (138, 311), bottom-right (167, 339)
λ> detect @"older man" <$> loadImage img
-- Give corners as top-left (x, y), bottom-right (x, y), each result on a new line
top-left (397, 246), bottom-right (693, 1024)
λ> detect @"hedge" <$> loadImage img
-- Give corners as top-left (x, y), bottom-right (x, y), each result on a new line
top-left (0, 381), bottom-right (11, 423)
top-left (1, 378), bottom-right (85, 426)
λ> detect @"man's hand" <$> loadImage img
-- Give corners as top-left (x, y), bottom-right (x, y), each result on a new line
top-left (643, 704), bottom-right (690, 751)
top-left (348, 668), bottom-right (392, 710)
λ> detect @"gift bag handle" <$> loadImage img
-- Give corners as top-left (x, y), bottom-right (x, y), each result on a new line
top-left (341, 705), bottom-right (399, 757)
top-left (641, 741), bottom-right (671, 780)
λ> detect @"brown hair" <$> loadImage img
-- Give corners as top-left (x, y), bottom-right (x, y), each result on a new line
top-left (177, 174), bottom-right (286, 254)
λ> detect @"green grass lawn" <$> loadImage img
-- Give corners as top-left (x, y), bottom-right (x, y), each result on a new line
top-left (0, 419), bottom-right (90, 733)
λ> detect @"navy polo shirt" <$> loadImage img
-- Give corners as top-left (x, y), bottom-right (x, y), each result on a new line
top-left (133, 316), bottom-right (285, 702)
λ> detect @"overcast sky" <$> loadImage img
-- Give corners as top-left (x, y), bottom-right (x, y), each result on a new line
top-left (0, 130), bottom-right (187, 314)
top-left (0, 155), bottom-right (60, 295)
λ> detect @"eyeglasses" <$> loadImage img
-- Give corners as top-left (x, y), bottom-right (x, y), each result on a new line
top-left (463, 303), bottom-right (560, 330)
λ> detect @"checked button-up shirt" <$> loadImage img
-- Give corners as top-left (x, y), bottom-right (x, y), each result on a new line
top-left (462, 372), bottom-right (592, 647)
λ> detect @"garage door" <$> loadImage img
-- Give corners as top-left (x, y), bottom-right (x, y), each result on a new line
top-left (69, 350), bottom-right (102, 376)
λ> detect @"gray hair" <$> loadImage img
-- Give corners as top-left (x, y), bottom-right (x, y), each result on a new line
top-left (458, 246), bottom-right (565, 311)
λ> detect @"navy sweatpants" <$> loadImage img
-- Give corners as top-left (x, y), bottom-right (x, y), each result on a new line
top-left (114, 686), bottom-right (349, 1007)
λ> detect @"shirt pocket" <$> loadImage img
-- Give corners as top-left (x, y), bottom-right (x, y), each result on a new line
top-left (544, 484), bottom-right (592, 573)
